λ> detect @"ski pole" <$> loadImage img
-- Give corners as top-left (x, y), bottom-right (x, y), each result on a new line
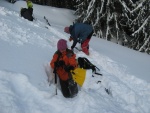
top-left (53, 67), bottom-right (57, 95)
top-left (54, 71), bottom-right (57, 95)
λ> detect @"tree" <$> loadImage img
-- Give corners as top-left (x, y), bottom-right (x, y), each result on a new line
top-left (128, 0), bottom-right (150, 53)
top-left (32, 0), bottom-right (76, 10)
top-left (75, 0), bottom-right (150, 54)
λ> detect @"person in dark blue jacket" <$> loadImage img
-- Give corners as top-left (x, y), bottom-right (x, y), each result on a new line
top-left (64, 23), bottom-right (93, 55)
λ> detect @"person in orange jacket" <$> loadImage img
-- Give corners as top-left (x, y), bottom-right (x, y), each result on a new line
top-left (50, 39), bottom-right (78, 98)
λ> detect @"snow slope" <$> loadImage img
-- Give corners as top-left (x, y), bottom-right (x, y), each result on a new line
top-left (0, 1), bottom-right (150, 113)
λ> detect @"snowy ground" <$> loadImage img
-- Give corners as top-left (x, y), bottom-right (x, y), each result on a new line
top-left (0, 1), bottom-right (150, 113)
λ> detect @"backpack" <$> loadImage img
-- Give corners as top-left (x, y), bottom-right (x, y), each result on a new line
top-left (77, 57), bottom-right (102, 76)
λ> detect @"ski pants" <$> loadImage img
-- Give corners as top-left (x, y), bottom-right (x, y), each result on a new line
top-left (81, 31), bottom-right (93, 55)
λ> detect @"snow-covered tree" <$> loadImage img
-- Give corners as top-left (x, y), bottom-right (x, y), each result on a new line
top-left (75, 0), bottom-right (150, 54)
top-left (32, 0), bottom-right (76, 9)
top-left (75, 0), bottom-right (124, 41)
top-left (128, 0), bottom-right (150, 53)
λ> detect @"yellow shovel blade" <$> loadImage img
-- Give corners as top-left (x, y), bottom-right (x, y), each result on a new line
top-left (72, 68), bottom-right (86, 87)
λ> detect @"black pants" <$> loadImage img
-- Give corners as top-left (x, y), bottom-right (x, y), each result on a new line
top-left (59, 79), bottom-right (70, 98)
top-left (59, 78), bottom-right (78, 98)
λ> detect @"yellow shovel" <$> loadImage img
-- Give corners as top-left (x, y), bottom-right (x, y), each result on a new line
top-left (71, 68), bottom-right (86, 87)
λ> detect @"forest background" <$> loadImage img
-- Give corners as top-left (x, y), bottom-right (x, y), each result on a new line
top-left (10, 0), bottom-right (150, 54)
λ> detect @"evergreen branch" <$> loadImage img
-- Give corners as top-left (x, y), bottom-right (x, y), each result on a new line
top-left (132, 15), bottom-right (150, 36)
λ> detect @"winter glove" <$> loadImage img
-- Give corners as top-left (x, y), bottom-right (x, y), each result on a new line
top-left (58, 60), bottom-right (65, 67)
top-left (71, 46), bottom-right (74, 50)
top-left (54, 60), bottom-right (65, 67)
top-left (64, 66), bottom-right (74, 72)
top-left (69, 36), bottom-right (73, 41)
top-left (54, 62), bottom-right (59, 67)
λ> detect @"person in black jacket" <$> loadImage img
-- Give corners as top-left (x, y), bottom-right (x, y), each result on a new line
top-left (21, 8), bottom-right (33, 21)
top-left (20, 0), bottom-right (33, 21)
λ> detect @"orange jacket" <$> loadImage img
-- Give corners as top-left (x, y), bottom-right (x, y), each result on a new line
top-left (50, 49), bottom-right (77, 81)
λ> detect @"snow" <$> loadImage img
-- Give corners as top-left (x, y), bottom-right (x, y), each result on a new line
top-left (0, 1), bottom-right (150, 113)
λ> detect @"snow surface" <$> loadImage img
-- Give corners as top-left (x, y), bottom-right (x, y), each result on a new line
top-left (0, 1), bottom-right (150, 113)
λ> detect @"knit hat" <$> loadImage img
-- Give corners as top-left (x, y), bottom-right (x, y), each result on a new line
top-left (57, 39), bottom-right (67, 51)
top-left (64, 27), bottom-right (70, 34)
top-left (27, 1), bottom-right (33, 8)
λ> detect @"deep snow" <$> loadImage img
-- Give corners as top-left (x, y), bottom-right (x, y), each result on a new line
top-left (0, 1), bottom-right (150, 113)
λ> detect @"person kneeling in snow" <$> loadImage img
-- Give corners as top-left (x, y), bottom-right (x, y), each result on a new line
top-left (64, 23), bottom-right (93, 55)
top-left (50, 39), bottom-right (78, 98)
top-left (20, 0), bottom-right (33, 21)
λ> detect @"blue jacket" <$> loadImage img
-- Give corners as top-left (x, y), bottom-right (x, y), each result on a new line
top-left (69, 23), bottom-right (93, 48)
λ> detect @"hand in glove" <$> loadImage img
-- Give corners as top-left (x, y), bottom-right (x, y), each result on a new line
top-left (71, 46), bottom-right (74, 51)
top-left (54, 60), bottom-right (65, 67)
top-left (54, 62), bottom-right (59, 67)
top-left (64, 66), bottom-right (74, 72)
top-left (58, 60), bottom-right (65, 66)
top-left (69, 37), bottom-right (73, 41)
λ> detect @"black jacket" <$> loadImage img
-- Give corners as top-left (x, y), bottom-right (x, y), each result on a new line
top-left (21, 8), bottom-right (33, 21)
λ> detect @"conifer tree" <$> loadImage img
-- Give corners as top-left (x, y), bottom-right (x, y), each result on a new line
top-left (75, 0), bottom-right (150, 54)
top-left (129, 0), bottom-right (150, 53)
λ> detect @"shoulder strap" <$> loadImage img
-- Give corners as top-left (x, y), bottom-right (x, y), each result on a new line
top-left (53, 50), bottom-right (62, 95)
top-left (53, 50), bottom-right (62, 73)
top-left (84, 58), bottom-right (100, 71)
top-left (55, 50), bottom-right (61, 56)
top-left (81, 57), bottom-right (102, 75)
top-left (66, 48), bottom-right (74, 54)
top-left (84, 58), bottom-right (92, 65)
top-left (65, 49), bottom-right (76, 80)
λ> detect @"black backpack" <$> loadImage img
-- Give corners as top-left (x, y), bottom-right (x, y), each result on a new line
top-left (77, 57), bottom-right (102, 76)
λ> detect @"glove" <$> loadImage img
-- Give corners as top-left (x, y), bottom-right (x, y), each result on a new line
top-left (58, 60), bottom-right (65, 66)
top-left (54, 60), bottom-right (65, 67)
top-left (69, 37), bottom-right (73, 41)
top-left (54, 62), bottom-right (59, 67)
top-left (64, 66), bottom-right (74, 72)
top-left (71, 46), bottom-right (74, 50)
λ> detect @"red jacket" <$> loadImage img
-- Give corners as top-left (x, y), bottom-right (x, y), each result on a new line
top-left (50, 49), bottom-right (77, 81)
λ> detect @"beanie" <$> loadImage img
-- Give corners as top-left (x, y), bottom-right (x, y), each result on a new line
top-left (64, 27), bottom-right (70, 34)
top-left (57, 39), bottom-right (67, 51)
top-left (27, 1), bottom-right (33, 8)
